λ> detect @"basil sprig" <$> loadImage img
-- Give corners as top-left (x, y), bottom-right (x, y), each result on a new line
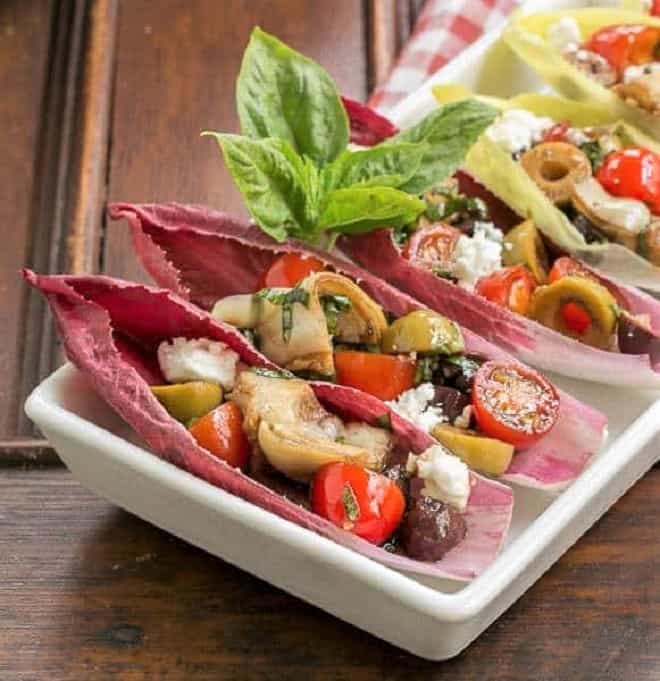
top-left (205, 27), bottom-right (498, 245)
top-left (254, 286), bottom-right (310, 342)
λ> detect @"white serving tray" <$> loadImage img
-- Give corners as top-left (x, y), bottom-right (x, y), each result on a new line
top-left (24, 0), bottom-right (660, 660)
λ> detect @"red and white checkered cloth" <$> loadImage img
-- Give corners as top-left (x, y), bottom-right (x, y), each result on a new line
top-left (369, 0), bottom-right (522, 114)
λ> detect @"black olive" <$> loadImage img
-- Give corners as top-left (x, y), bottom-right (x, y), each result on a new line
top-left (617, 313), bottom-right (660, 357)
top-left (399, 494), bottom-right (467, 562)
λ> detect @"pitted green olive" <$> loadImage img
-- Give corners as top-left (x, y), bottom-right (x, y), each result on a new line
top-left (381, 310), bottom-right (464, 355)
top-left (151, 381), bottom-right (223, 422)
top-left (503, 220), bottom-right (549, 283)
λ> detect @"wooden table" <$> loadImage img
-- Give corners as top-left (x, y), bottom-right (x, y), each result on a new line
top-left (1, 1), bottom-right (658, 677)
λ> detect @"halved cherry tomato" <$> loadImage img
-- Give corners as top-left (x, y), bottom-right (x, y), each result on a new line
top-left (586, 24), bottom-right (660, 75)
top-left (475, 266), bottom-right (537, 316)
top-left (311, 462), bottom-right (405, 544)
top-left (256, 253), bottom-right (326, 290)
top-left (472, 361), bottom-right (560, 447)
top-left (561, 301), bottom-right (592, 335)
top-left (189, 402), bottom-right (250, 469)
top-left (596, 147), bottom-right (660, 215)
top-left (333, 351), bottom-right (415, 401)
top-left (547, 256), bottom-right (594, 284)
top-left (402, 223), bottom-right (461, 273)
top-left (542, 121), bottom-right (570, 143)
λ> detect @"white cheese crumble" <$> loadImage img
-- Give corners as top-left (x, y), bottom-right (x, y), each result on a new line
top-left (486, 108), bottom-right (553, 155)
top-left (386, 383), bottom-right (445, 433)
top-left (623, 62), bottom-right (660, 83)
top-left (547, 16), bottom-right (582, 53)
top-left (406, 445), bottom-right (471, 512)
top-left (157, 337), bottom-right (239, 389)
top-left (452, 221), bottom-right (503, 289)
top-left (565, 127), bottom-right (590, 146)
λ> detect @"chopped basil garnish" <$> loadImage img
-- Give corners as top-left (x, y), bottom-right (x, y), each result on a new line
top-left (320, 294), bottom-right (352, 335)
top-left (295, 369), bottom-right (336, 382)
top-left (341, 483), bottom-right (361, 523)
top-left (375, 412), bottom-right (392, 430)
top-left (580, 141), bottom-right (606, 171)
top-left (253, 367), bottom-right (295, 379)
top-left (414, 356), bottom-right (438, 385)
top-left (392, 223), bottom-right (416, 248)
top-left (431, 266), bottom-right (455, 280)
top-left (254, 285), bottom-right (310, 342)
top-left (425, 189), bottom-right (489, 222)
top-left (445, 354), bottom-right (482, 378)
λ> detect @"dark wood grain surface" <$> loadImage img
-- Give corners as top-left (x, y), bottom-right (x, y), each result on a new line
top-left (104, 0), bottom-right (369, 283)
top-left (0, 0), bottom-right (55, 441)
top-left (2, 466), bottom-right (658, 680)
top-left (2, 0), bottom-right (659, 677)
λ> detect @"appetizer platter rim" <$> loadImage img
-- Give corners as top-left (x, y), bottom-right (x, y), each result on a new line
top-left (25, 362), bottom-right (660, 621)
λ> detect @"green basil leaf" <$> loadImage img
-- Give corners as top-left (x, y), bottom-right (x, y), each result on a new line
top-left (319, 186), bottom-right (425, 235)
top-left (204, 132), bottom-right (310, 242)
top-left (237, 27), bottom-right (349, 165)
top-left (321, 142), bottom-right (426, 193)
top-left (390, 99), bottom-right (498, 194)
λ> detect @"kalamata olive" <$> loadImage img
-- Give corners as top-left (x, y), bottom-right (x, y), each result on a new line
top-left (432, 386), bottom-right (470, 424)
top-left (399, 494), bottom-right (467, 562)
top-left (434, 355), bottom-right (482, 393)
top-left (617, 313), bottom-right (660, 357)
top-left (383, 463), bottom-right (410, 498)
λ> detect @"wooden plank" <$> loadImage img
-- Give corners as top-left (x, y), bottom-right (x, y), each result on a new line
top-left (0, 0), bottom-right (55, 440)
top-left (1, 467), bottom-right (658, 678)
top-left (103, 0), bottom-right (369, 283)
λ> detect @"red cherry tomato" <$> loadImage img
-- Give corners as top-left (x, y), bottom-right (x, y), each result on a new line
top-left (547, 256), bottom-right (595, 284)
top-left (653, 0), bottom-right (660, 17)
top-left (475, 266), bottom-right (537, 316)
top-left (189, 402), bottom-right (250, 469)
top-left (542, 121), bottom-right (570, 143)
top-left (472, 361), bottom-right (560, 447)
top-left (256, 253), bottom-right (326, 290)
top-left (586, 24), bottom-right (660, 75)
top-left (596, 147), bottom-right (660, 215)
top-left (334, 351), bottom-right (416, 401)
top-left (561, 301), bottom-right (592, 335)
top-left (311, 462), bottom-right (405, 544)
top-left (402, 224), bottom-right (461, 274)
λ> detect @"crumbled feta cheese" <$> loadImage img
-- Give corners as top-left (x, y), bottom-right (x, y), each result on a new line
top-left (406, 445), bottom-right (471, 511)
top-left (486, 108), bottom-right (553, 155)
top-left (547, 16), bottom-right (582, 53)
top-left (452, 221), bottom-right (503, 289)
top-left (386, 383), bottom-right (445, 433)
top-left (565, 127), bottom-right (590, 146)
top-left (367, 472), bottom-right (388, 516)
top-left (157, 337), bottom-right (239, 389)
top-left (623, 62), bottom-right (660, 83)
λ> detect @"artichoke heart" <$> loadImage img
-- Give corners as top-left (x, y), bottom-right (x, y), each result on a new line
top-left (528, 275), bottom-right (618, 349)
top-left (212, 273), bottom-right (387, 377)
top-left (231, 371), bottom-right (392, 482)
top-left (572, 177), bottom-right (650, 251)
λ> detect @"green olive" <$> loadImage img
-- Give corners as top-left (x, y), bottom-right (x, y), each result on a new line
top-left (503, 220), bottom-right (549, 283)
top-left (528, 276), bottom-right (617, 349)
top-left (381, 310), bottom-right (464, 355)
top-left (432, 424), bottom-right (514, 476)
top-left (151, 381), bottom-right (223, 423)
